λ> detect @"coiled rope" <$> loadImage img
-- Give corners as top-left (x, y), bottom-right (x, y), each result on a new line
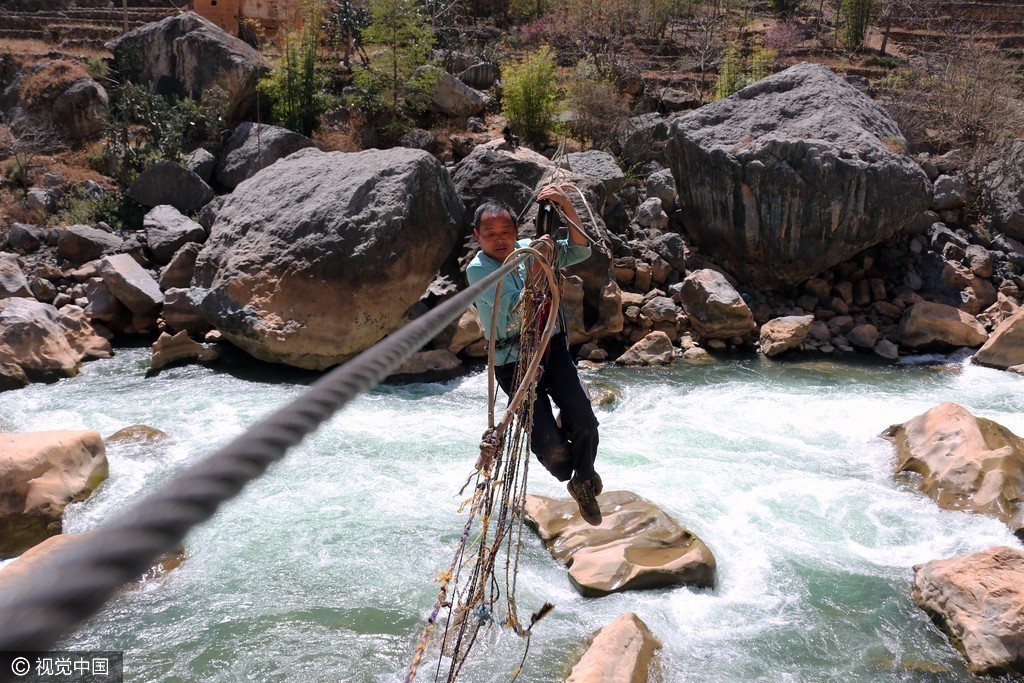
top-left (0, 251), bottom-right (532, 653)
top-left (405, 245), bottom-right (560, 682)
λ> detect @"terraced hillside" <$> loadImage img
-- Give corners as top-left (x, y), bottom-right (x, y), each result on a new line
top-left (887, 0), bottom-right (1024, 61)
top-left (0, 0), bottom-right (185, 50)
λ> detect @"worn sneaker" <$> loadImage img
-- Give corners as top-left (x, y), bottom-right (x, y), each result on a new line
top-left (567, 475), bottom-right (602, 526)
top-left (591, 472), bottom-right (603, 496)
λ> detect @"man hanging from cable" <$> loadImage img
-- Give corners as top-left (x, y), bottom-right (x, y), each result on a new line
top-left (466, 184), bottom-right (603, 525)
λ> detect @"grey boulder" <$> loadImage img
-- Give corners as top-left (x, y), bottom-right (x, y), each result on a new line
top-left (143, 205), bottom-right (207, 264)
top-left (105, 12), bottom-right (268, 120)
top-left (127, 160), bottom-right (214, 214)
top-left (57, 225), bottom-right (123, 265)
top-left (191, 147), bottom-right (463, 369)
top-left (668, 63), bottom-right (932, 289)
top-left (214, 122), bottom-right (314, 190)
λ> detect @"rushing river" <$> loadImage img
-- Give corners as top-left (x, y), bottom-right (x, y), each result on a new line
top-left (2, 346), bottom-right (1023, 682)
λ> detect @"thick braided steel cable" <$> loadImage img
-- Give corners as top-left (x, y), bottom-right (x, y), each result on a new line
top-left (0, 251), bottom-right (532, 653)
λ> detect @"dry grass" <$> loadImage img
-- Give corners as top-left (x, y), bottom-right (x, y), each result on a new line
top-left (20, 60), bottom-right (91, 110)
top-left (0, 39), bottom-right (110, 60)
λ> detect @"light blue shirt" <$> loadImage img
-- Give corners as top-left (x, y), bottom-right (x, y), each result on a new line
top-left (466, 238), bottom-right (591, 365)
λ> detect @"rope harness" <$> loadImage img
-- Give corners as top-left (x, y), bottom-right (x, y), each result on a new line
top-left (405, 245), bottom-right (560, 683)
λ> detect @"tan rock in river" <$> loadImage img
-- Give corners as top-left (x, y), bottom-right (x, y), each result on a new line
top-left (566, 611), bottom-right (661, 683)
top-left (524, 490), bottom-right (716, 597)
top-left (973, 308), bottom-right (1024, 371)
top-left (912, 545), bottom-right (1024, 675)
top-left (881, 402), bottom-right (1024, 537)
top-left (0, 430), bottom-right (108, 557)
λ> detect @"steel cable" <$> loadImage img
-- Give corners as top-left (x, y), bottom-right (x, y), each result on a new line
top-left (0, 252), bottom-right (531, 653)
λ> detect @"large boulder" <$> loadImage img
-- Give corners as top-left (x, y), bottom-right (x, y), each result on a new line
top-left (898, 301), bottom-right (988, 350)
top-left (127, 160), bottom-right (214, 214)
top-left (615, 113), bottom-right (668, 168)
top-left (214, 122), bottom-right (314, 191)
top-left (973, 309), bottom-right (1024, 371)
top-left (912, 546), bottom-right (1024, 675)
top-left (452, 143), bottom-right (623, 343)
top-left (563, 151), bottom-right (626, 195)
top-left (524, 490), bottom-right (716, 597)
top-left (0, 298), bottom-right (108, 384)
top-left (668, 63), bottom-right (932, 289)
top-left (56, 225), bottom-right (123, 265)
top-left (52, 78), bottom-right (108, 141)
top-left (105, 12), bottom-right (268, 120)
top-left (159, 242), bottom-right (202, 291)
top-left (191, 147), bottom-right (463, 369)
top-left (981, 138), bottom-right (1024, 240)
top-left (96, 254), bottom-right (164, 317)
top-left (882, 402), bottom-right (1024, 537)
top-left (566, 612), bottom-right (661, 683)
top-left (0, 430), bottom-right (108, 557)
top-left (680, 269), bottom-right (756, 340)
top-left (420, 65), bottom-right (488, 118)
top-left (143, 205), bottom-right (207, 264)
top-left (760, 314), bottom-right (813, 357)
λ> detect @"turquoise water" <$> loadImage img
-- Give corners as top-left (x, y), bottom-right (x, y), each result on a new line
top-left (2, 348), bottom-right (1023, 682)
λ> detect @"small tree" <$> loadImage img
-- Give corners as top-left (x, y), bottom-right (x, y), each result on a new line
top-left (500, 45), bottom-right (560, 147)
top-left (566, 57), bottom-right (629, 148)
top-left (259, 0), bottom-right (330, 136)
top-left (326, 0), bottom-right (369, 67)
top-left (840, 0), bottom-right (874, 49)
top-left (354, 0), bottom-right (436, 132)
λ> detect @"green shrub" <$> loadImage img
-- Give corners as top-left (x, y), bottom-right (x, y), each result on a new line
top-left (84, 55), bottom-right (109, 82)
top-left (259, 0), bottom-right (331, 136)
top-left (770, 0), bottom-right (801, 16)
top-left (102, 83), bottom-right (229, 187)
top-left (500, 45), bottom-right (560, 146)
top-left (352, 0), bottom-right (437, 138)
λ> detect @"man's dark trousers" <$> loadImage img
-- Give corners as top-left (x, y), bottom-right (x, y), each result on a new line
top-left (494, 333), bottom-right (598, 482)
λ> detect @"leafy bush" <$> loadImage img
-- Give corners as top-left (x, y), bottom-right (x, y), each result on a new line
top-left (102, 83), bottom-right (230, 187)
top-left (500, 45), bottom-right (560, 146)
top-left (566, 58), bottom-right (629, 147)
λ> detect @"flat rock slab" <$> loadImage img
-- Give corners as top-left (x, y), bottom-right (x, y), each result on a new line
top-left (0, 430), bottom-right (108, 557)
top-left (882, 402), bottom-right (1024, 537)
top-left (524, 490), bottom-right (716, 597)
top-left (566, 611), bottom-right (661, 683)
top-left (913, 546), bottom-right (1024, 676)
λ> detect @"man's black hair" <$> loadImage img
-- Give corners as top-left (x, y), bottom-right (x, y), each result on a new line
top-left (472, 200), bottom-right (517, 234)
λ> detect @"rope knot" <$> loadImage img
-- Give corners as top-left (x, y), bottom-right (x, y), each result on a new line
top-left (475, 428), bottom-right (500, 473)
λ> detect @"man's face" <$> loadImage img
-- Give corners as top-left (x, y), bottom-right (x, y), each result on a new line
top-left (474, 210), bottom-right (517, 262)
